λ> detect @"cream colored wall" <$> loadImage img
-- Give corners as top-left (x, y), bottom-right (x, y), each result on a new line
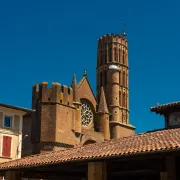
top-left (0, 107), bottom-right (26, 163)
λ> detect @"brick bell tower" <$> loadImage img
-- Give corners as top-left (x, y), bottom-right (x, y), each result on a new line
top-left (96, 33), bottom-right (135, 139)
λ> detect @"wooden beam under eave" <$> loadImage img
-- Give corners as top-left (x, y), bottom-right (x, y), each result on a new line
top-left (22, 171), bottom-right (86, 179)
top-left (112, 169), bottom-right (159, 176)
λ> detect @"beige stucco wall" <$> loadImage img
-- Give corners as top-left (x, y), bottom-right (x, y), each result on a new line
top-left (0, 107), bottom-right (26, 163)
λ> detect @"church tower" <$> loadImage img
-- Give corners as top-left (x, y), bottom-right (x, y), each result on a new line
top-left (96, 33), bottom-right (135, 139)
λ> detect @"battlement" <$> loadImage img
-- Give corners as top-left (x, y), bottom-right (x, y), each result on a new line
top-left (98, 34), bottom-right (128, 47)
top-left (32, 82), bottom-right (73, 106)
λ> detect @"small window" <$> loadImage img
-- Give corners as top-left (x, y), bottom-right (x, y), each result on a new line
top-left (4, 115), bottom-right (13, 128)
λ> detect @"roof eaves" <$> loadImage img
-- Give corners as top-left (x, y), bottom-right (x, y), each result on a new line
top-left (0, 103), bottom-right (35, 113)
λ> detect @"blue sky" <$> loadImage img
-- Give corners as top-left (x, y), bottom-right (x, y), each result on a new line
top-left (0, 0), bottom-right (180, 133)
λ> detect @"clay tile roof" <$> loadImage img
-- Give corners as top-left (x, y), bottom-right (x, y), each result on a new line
top-left (1, 128), bottom-right (180, 170)
top-left (150, 102), bottom-right (180, 114)
top-left (98, 87), bottom-right (109, 113)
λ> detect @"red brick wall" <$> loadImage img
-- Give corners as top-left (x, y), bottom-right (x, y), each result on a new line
top-left (22, 114), bottom-right (33, 157)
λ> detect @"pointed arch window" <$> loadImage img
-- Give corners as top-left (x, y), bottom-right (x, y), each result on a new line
top-left (114, 47), bottom-right (117, 62)
top-left (102, 51), bottom-right (104, 65)
top-left (122, 50), bottom-right (125, 64)
top-left (119, 91), bottom-right (121, 106)
top-left (104, 50), bottom-right (107, 63)
top-left (123, 93), bottom-right (125, 107)
top-left (106, 45), bottom-right (109, 63)
top-left (126, 73), bottom-right (128, 87)
top-left (123, 71), bottom-right (125, 86)
top-left (119, 71), bottom-right (121, 85)
top-left (109, 49), bottom-right (112, 62)
top-left (117, 48), bottom-right (119, 62)
top-left (125, 51), bottom-right (127, 65)
top-left (119, 48), bottom-right (121, 63)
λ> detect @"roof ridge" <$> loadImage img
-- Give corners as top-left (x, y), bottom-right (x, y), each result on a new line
top-left (77, 76), bottom-right (86, 88)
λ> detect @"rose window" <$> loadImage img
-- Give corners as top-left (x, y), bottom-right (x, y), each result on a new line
top-left (81, 100), bottom-right (93, 127)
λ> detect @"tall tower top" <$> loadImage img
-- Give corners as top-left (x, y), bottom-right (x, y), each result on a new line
top-left (98, 33), bottom-right (127, 41)
top-left (96, 32), bottom-right (135, 139)
top-left (97, 33), bottom-right (128, 51)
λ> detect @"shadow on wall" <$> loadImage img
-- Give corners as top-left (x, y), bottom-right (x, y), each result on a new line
top-left (83, 140), bottom-right (97, 146)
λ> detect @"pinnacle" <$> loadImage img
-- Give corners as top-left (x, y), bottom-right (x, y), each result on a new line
top-left (83, 69), bottom-right (87, 77)
top-left (98, 87), bottom-right (109, 113)
top-left (71, 74), bottom-right (80, 102)
top-left (71, 74), bottom-right (77, 87)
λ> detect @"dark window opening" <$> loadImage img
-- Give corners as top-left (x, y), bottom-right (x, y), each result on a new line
top-left (60, 100), bottom-right (62, 103)
top-left (104, 70), bottom-right (107, 86)
top-left (122, 50), bottom-right (125, 64)
top-left (119, 48), bottom-right (121, 62)
top-left (61, 86), bottom-right (64, 93)
top-left (123, 93), bottom-right (125, 107)
top-left (119, 71), bottom-right (121, 85)
top-left (114, 47), bottom-right (117, 61)
top-left (109, 50), bottom-right (112, 62)
top-left (68, 88), bottom-right (70, 95)
top-left (123, 72), bottom-right (125, 86)
top-left (4, 116), bottom-right (12, 128)
top-left (104, 51), bottom-right (107, 63)
top-left (67, 102), bottom-right (70, 105)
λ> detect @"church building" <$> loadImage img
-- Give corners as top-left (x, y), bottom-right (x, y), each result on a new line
top-left (28, 33), bottom-right (135, 155)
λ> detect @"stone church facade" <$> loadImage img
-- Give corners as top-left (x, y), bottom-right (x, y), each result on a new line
top-left (25, 33), bottom-right (136, 155)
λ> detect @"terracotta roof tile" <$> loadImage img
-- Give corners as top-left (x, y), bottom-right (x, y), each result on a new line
top-left (150, 102), bottom-right (180, 114)
top-left (1, 128), bottom-right (180, 170)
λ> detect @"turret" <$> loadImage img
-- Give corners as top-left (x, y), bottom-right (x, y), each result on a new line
top-left (71, 75), bottom-right (81, 134)
top-left (72, 74), bottom-right (80, 103)
top-left (96, 87), bottom-right (110, 140)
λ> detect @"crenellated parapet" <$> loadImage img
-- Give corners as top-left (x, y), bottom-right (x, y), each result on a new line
top-left (98, 34), bottom-right (128, 47)
top-left (32, 82), bottom-right (73, 107)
